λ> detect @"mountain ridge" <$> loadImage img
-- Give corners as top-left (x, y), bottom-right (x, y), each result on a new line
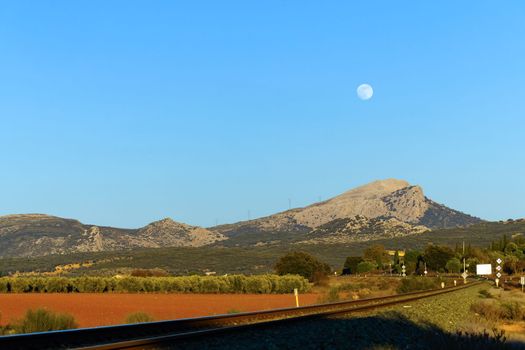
top-left (0, 179), bottom-right (483, 257)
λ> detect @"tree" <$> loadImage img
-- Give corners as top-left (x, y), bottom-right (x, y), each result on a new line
top-left (363, 245), bottom-right (390, 269)
top-left (356, 261), bottom-right (376, 274)
top-left (342, 256), bottom-right (363, 275)
top-left (445, 258), bottom-right (461, 273)
top-left (274, 252), bottom-right (331, 283)
top-left (423, 245), bottom-right (455, 272)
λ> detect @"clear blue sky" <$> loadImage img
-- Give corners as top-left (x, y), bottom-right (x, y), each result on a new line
top-left (1, 1), bottom-right (524, 228)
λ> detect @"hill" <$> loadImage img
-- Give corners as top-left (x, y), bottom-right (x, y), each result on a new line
top-left (1, 219), bottom-right (521, 276)
top-left (212, 179), bottom-right (482, 245)
top-left (0, 179), bottom-right (483, 258)
top-left (0, 214), bottom-right (225, 258)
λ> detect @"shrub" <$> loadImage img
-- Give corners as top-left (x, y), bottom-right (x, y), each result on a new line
top-left (356, 261), bottom-right (376, 274)
top-left (321, 287), bottom-right (340, 303)
top-left (115, 277), bottom-right (144, 293)
top-left (74, 277), bottom-right (107, 293)
top-left (501, 302), bottom-right (524, 320)
top-left (10, 278), bottom-right (33, 293)
top-left (0, 278), bottom-right (8, 293)
top-left (471, 301), bottom-right (504, 321)
top-left (397, 277), bottom-right (440, 294)
top-left (245, 276), bottom-right (272, 294)
top-left (14, 309), bottom-right (77, 333)
top-left (44, 278), bottom-right (70, 293)
top-left (471, 301), bottom-right (524, 321)
top-left (445, 258), bottom-right (462, 273)
top-left (478, 289), bottom-right (492, 299)
top-left (125, 312), bottom-right (154, 324)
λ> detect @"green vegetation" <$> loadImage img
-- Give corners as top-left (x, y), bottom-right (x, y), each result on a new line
top-left (356, 261), bottom-right (376, 273)
top-left (125, 312), bottom-right (155, 323)
top-left (397, 277), bottom-right (442, 293)
top-left (13, 309), bottom-right (77, 334)
top-left (0, 220), bottom-right (523, 277)
top-left (342, 232), bottom-right (525, 276)
top-left (274, 251), bottom-right (331, 283)
top-left (226, 309), bottom-right (241, 314)
top-left (319, 286), bottom-right (340, 303)
top-left (0, 274), bottom-right (310, 294)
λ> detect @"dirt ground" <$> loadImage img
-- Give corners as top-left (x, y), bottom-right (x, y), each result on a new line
top-left (0, 293), bottom-right (319, 328)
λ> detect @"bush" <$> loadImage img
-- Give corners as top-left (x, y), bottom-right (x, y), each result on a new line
top-left (115, 277), bottom-right (144, 292)
top-left (397, 277), bottom-right (440, 294)
top-left (45, 278), bottom-right (70, 293)
top-left (356, 261), bottom-right (376, 274)
top-left (14, 309), bottom-right (77, 333)
top-left (501, 302), bottom-right (524, 320)
top-left (125, 312), bottom-right (154, 324)
top-left (445, 258), bottom-right (462, 273)
top-left (471, 301), bottom-right (524, 321)
top-left (320, 287), bottom-right (340, 303)
top-left (478, 289), bottom-right (492, 299)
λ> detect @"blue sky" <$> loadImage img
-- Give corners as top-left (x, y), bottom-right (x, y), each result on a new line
top-left (1, 1), bottom-right (524, 228)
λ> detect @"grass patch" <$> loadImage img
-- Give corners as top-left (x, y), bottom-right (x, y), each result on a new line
top-left (226, 309), bottom-right (242, 314)
top-left (478, 289), bottom-right (492, 299)
top-left (396, 277), bottom-right (441, 294)
top-left (471, 300), bottom-right (524, 321)
top-left (125, 312), bottom-right (155, 323)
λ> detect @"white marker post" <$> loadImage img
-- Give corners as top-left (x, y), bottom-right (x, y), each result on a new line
top-left (521, 277), bottom-right (524, 293)
top-left (496, 258), bottom-right (502, 288)
top-left (294, 288), bottom-right (299, 307)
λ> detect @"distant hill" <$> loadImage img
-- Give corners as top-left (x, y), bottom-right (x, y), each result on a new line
top-left (0, 179), bottom-right (483, 258)
top-left (0, 214), bottom-right (225, 258)
top-left (1, 219), bottom-right (522, 276)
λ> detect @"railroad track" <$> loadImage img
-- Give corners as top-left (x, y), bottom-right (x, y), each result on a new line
top-left (0, 281), bottom-right (482, 350)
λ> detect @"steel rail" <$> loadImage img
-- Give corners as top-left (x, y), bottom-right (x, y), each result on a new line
top-left (0, 281), bottom-right (482, 350)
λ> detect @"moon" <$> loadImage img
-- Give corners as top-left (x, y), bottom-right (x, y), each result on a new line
top-left (357, 83), bottom-right (373, 100)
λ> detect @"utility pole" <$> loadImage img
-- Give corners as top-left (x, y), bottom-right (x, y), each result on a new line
top-left (288, 198), bottom-right (291, 210)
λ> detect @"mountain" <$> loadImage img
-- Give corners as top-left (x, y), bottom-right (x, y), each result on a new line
top-left (0, 214), bottom-right (225, 258)
top-left (212, 179), bottom-right (483, 244)
top-left (0, 179), bottom-right (483, 258)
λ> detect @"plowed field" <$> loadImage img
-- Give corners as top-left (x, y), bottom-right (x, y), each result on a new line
top-left (0, 293), bottom-right (319, 328)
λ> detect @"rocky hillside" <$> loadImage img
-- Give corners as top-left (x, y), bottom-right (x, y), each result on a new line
top-left (0, 179), bottom-right (483, 257)
top-left (0, 214), bottom-right (225, 258)
top-left (300, 215), bottom-right (429, 244)
top-left (212, 179), bottom-right (482, 241)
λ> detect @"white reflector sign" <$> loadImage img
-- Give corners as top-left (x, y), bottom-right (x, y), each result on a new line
top-left (476, 264), bottom-right (492, 275)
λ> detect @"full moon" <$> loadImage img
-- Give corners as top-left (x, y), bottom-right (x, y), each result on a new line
top-left (357, 83), bottom-right (373, 100)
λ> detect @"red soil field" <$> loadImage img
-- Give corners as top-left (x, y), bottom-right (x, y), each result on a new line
top-left (0, 293), bottom-right (320, 328)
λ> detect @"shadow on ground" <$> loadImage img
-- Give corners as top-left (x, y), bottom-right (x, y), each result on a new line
top-left (168, 312), bottom-right (525, 350)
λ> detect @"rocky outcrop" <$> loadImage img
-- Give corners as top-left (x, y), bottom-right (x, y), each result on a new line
top-left (300, 215), bottom-right (429, 244)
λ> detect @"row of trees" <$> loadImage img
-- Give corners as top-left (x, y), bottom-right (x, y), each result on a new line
top-left (0, 274), bottom-right (311, 294)
top-left (343, 236), bottom-right (525, 275)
